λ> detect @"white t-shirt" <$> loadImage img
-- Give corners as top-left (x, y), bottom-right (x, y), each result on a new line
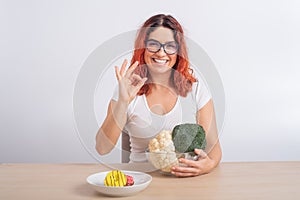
top-left (112, 77), bottom-right (211, 163)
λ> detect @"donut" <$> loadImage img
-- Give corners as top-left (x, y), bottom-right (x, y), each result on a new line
top-left (104, 170), bottom-right (127, 187)
top-left (104, 170), bottom-right (134, 187)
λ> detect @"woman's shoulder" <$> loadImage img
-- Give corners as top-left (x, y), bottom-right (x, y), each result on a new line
top-left (191, 75), bottom-right (209, 93)
top-left (188, 75), bottom-right (212, 109)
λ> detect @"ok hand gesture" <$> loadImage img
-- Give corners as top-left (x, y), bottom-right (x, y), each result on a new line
top-left (115, 59), bottom-right (147, 104)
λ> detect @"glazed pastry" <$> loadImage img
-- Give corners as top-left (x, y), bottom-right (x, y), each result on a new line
top-left (104, 170), bottom-right (134, 187)
top-left (104, 170), bottom-right (127, 187)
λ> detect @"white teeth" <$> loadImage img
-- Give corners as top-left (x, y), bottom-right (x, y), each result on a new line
top-left (153, 58), bottom-right (167, 64)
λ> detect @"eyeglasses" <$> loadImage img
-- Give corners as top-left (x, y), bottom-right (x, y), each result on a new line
top-left (145, 39), bottom-right (178, 55)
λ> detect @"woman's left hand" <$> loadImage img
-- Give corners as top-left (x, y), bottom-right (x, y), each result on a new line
top-left (171, 149), bottom-right (216, 177)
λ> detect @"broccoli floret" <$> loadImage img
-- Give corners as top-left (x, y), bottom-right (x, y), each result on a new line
top-left (172, 123), bottom-right (206, 153)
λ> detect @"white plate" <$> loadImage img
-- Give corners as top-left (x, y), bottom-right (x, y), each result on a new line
top-left (86, 170), bottom-right (152, 197)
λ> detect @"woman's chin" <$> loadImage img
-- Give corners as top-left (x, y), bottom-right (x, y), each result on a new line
top-left (148, 63), bottom-right (172, 73)
top-left (155, 64), bottom-right (169, 69)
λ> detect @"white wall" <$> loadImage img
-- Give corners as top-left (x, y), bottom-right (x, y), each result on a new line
top-left (1, 0), bottom-right (299, 163)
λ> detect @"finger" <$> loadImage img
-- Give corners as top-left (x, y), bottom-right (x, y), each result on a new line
top-left (178, 158), bottom-right (198, 168)
top-left (115, 66), bottom-right (121, 81)
top-left (126, 74), bottom-right (140, 87)
top-left (120, 59), bottom-right (128, 76)
top-left (130, 74), bottom-right (144, 85)
top-left (172, 171), bottom-right (197, 177)
top-left (132, 77), bottom-right (147, 94)
top-left (125, 61), bottom-right (139, 78)
top-left (195, 149), bottom-right (207, 159)
top-left (130, 74), bottom-right (143, 82)
top-left (171, 166), bottom-right (198, 177)
top-left (172, 165), bottom-right (196, 173)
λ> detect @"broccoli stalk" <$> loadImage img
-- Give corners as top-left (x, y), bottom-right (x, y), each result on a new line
top-left (172, 123), bottom-right (206, 153)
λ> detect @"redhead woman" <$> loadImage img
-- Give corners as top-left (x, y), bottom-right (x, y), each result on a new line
top-left (96, 14), bottom-right (222, 177)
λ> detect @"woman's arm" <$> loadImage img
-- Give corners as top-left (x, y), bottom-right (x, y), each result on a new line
top-left (95, 60), bottom-right (147, 155)
top-left (95, 99), bottom-right (128, 155)
top-left (197, 99), bottom-right (222, 169)
top-left (171, 99), bottom-right (222, 176)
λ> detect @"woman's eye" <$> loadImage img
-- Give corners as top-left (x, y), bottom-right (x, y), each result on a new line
top-left (166, 43), bottom-right (177, 49)
top-left (148, 42), bottom-right (159, 47)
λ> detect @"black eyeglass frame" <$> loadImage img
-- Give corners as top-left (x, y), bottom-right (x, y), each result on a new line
top-left (145, 39), bottom-right (179, 55)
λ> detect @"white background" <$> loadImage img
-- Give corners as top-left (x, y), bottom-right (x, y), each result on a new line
top-left (1, 0), bottom-right (299, 163)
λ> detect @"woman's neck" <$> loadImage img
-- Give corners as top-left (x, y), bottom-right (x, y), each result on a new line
top-left (148, 71), bottom-right (173, 88)
top-left (147, 74), bottom-right (177, 96)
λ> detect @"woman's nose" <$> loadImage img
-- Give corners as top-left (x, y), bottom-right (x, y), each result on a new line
top-left (155, 47), bottom-right (167, 56)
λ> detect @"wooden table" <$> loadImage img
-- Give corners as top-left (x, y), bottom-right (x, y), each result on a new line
top-left (1, 162), bottom-right (299, 200)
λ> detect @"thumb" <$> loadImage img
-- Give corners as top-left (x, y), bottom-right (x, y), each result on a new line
top-left (194, 149), bottom-right (207, 159)
top-left (133, 77), bottom-right (147, 93)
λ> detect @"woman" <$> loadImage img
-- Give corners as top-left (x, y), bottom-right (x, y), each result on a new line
top-left (96, 14), bottom-right (222, 177)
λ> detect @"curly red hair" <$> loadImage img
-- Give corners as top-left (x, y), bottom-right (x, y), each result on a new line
top-left (131, 14), bottom-right (197, 97)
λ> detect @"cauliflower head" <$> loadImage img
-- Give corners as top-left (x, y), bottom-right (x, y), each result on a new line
top-left (147, 130), bottom-right (178, 172)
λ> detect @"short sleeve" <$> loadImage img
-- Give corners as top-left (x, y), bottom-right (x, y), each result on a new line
top-left (192, 76), bottom-right (212, 110)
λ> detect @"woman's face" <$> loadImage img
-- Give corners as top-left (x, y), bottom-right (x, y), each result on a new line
top-left (144, 27), bottom-right (178, 75)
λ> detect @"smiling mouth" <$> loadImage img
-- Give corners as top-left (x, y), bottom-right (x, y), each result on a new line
top-left (152, 58), bottom-right (168, 64)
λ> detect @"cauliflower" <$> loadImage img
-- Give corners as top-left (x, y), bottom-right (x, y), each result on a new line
top-left (148, 130), bottom-right (179, 172)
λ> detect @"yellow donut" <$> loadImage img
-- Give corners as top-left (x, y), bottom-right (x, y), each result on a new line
top-left (104, 170), bottom-right (127, 187)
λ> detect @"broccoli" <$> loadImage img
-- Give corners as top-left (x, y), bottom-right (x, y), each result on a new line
top-left (172, 123), bottom-right (206, 153)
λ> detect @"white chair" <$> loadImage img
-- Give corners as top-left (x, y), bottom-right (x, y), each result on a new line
top-left (121, 131), bottom-right (130, 163)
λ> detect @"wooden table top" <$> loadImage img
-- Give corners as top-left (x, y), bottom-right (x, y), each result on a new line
top-left (1, 162), bottom-right (299, 200)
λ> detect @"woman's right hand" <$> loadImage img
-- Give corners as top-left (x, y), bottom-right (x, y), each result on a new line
top-left (115, 59), bottom-right (147, 104)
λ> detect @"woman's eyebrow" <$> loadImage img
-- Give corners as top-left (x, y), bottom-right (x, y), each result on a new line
top-left (147, 38), bottom-right (176, 43)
